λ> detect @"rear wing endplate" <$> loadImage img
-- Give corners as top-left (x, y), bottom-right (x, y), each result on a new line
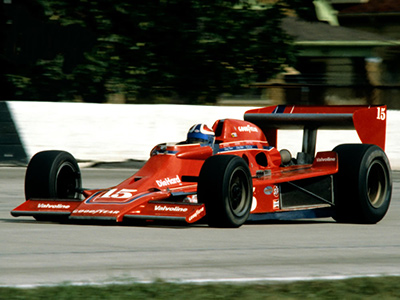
top-left (244, 105), bottom-right (387, 157)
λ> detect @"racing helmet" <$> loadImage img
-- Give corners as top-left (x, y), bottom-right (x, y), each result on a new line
top-left (187, 124), bottom-right (215, 146)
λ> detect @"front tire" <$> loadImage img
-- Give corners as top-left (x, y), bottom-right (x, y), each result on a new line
top-left (333, 144), bottom-right (392, 224)
top-left (197, 155), bottom-right (253, 228)
top-left (25, 150), bottom-right (82, 200)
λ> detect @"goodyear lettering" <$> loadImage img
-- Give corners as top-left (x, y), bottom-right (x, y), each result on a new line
top-left (156, 175), bottom-right (181, 187)
top-left (73, 209), bottom-right (120, 215)
top-left (238, 125), bottom-right (258, 133)
top-left (188, 207), bottom-right (205, 222)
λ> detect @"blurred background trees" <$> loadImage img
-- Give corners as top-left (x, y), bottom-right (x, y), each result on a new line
top-left (0, 0), bottom-right (313, 103)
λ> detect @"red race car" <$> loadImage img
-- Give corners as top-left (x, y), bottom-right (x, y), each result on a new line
top-left (11, 105), bottom-right (392, 227)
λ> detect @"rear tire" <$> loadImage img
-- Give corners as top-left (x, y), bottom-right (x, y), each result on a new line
top-left (197, 155), bottom-right (252, 228)
top-left (25, 150), bottom-right (82, 201)
top-left (333, 144), bottom-right (391, 224)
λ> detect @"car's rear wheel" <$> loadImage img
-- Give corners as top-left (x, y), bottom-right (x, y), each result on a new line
top-left (25, 150), bottom-right (82, 200)
top-left (197, 155), bottom-right (252, 228)
top-left (333, 144), bottom-right (392, 224)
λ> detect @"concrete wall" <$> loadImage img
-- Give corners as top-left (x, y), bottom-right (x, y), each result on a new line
top-left (4, 101), bottom-right (400, 169)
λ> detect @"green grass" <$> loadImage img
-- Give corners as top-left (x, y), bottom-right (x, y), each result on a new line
top-left (1, 277), bottom-right (400, 300)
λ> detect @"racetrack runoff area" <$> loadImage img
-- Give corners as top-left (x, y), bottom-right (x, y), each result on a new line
top-left (4, 101), bottom-right (400, 169)
top-left (1, 102), bottom-right (400, 290)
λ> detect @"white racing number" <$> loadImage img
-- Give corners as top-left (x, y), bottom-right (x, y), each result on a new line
top-left (377, 107), bottom-right (386, 121)
top-left (100, 188), bottom-right (137, 199)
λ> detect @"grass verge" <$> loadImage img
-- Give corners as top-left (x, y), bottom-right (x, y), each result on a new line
top-left (1, 276), bottom-right (400, 300)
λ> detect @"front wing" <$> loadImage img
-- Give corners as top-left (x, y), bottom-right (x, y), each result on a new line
top-left (11, 198), bottom-right (206, 224)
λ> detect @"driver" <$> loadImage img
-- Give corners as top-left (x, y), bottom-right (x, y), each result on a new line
top-left (186, 124), bottom-right (215, 146)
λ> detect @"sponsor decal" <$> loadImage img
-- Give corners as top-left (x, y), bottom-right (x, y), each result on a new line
top-left (219, 144), bottom-right (258, 152)
top-left (316, 157), bottom-right (336, 162)
top-left (38, 203), bottom-right (70, 209)
top-left (251, 187), bottom-right (257, 212)
top-left (238, 125), bottom-right (258, 133)
top-left (231, 132), bottom-right (238, 138)
top-left (273, 186), bottom-right (279, 197)
top-left (156, 175), bottom-right (181, 187)
top-left (188, 207), bottom-right (205, 222)
top-left (154, 205), bottom-right (188, 213)
top-left (264, 185), bottom-right (279, 197)
top-left (273, 199), bottom-right (280, 210)
top-left (73, 209), bottom-right (120, 215)
top-left (264, 186), bottom-right (273, 195)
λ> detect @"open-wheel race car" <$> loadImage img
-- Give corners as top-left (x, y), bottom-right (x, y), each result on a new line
top-left (11, 105), bottom-right (392, 227)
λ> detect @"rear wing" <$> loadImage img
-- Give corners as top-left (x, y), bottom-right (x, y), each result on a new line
top-left (244, 105), bottom-right (387, 158)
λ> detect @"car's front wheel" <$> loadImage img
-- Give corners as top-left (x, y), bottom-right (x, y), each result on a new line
top-left (197, 155), bottom-right (252, 228)
top-left (25, 150), bottom-right (82, 201)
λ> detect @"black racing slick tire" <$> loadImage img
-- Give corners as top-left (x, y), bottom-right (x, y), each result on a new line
top-left (333, 144), bottom-right (392, 224)
top-left (197, 155), bottom-right (253, 228)
top-left (25, 150), bottom-right (82, 201)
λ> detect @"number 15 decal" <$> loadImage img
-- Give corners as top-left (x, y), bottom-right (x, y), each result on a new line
top-left (377, 107), bottom-right (386, 121)
top-left (101, 188), bottom-right (137, 199)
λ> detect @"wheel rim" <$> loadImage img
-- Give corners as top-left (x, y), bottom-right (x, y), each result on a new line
top-left (366, 160), bottom-right (388, 208)
top-left (56, 162), bottom-right (80, 199)
top-left (228, 168), bottom-right (249, 217)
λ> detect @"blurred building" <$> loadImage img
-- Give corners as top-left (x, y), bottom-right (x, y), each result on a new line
top-left (258, 0), bottom-right (400, 108)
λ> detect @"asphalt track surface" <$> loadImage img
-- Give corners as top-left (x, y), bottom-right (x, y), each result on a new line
top-left (1, 167), bottom-right (400, 287)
